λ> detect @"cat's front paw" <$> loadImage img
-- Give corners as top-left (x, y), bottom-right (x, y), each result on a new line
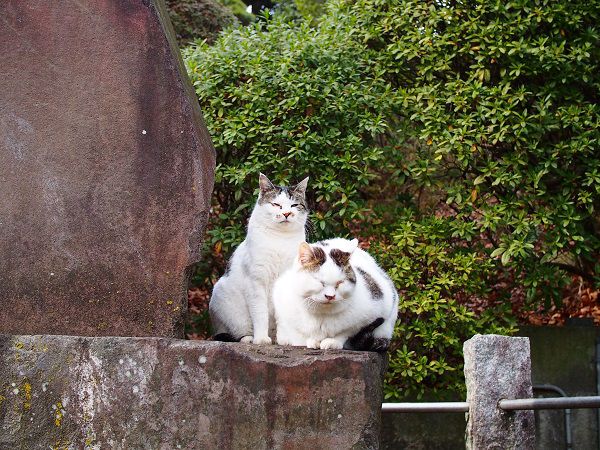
top-left (252, 335), bottom-right (272, 345)
top-left (320, 338), bottom-right (344, 350)
top-left (276, 336), bottom-right (290, 346)
top-left (306, 338), bottom-right (321, 349)
top-left (240, 336), bottom-right (254, 344)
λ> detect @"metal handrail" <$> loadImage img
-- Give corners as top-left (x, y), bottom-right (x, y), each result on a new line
top-left (382, 402), bottom-right (469, 413)
top-left (498, 396), bottom-right (600, 411)
top-left (382, 396), bottom-right (600, 413)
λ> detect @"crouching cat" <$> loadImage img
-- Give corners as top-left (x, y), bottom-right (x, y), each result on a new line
top-left (273, 238), bottom-right (398, 351)
top-left (209, 173), bottom-right (309, 345)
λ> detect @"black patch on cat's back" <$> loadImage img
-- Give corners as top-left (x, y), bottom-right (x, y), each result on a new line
top-left (344, 318), bottom-right (390, 352)
top-left (357, 267), bottom-right (383, 299)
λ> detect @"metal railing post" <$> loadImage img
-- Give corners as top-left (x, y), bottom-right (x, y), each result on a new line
top-left (533, 384), bottom-right (572, 450)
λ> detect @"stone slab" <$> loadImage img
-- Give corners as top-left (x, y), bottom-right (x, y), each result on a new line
top-left (0, 335), bottom-right (384, 449)
top-left (464, 334), bottom-right (535, 450)
top-left (0, 0), bottom-right (215, 337)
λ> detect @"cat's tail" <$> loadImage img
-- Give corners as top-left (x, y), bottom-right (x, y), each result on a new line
top-left (344, 317), bottom-right (390, 352)
top-left (212, 333), bottom-right (239, 343)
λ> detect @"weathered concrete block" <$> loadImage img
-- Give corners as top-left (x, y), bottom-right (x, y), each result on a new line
top-left (464, 334), bottom-right (535, 450)
top-left (0, 0), bottom-right (215, 337)
top-left (0, 335), bottom-right (384, 449)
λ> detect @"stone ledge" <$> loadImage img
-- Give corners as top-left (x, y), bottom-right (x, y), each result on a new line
top-left (0, 335), bottom-right (384, 449)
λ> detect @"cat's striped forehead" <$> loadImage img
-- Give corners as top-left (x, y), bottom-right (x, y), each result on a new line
top-left (302, 243), bottom-right (357, 283)
top-left (258, 185), bottom-right (305, 205)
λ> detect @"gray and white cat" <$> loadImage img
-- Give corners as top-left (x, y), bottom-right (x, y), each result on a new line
top-left (209, 173), bottom-right (309, 344)
top-left (273, 238), bottom-right (398, 350)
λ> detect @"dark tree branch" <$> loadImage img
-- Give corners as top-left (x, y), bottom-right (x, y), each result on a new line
top-left (547, 262), bottom-right (595, 282)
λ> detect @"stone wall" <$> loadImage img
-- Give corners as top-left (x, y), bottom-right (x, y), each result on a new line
top-left (0, 335), bottom-right (384, 449)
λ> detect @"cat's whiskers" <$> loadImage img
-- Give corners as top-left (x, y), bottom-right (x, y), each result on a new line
top-left (306, 296), bottom-right (324, 312)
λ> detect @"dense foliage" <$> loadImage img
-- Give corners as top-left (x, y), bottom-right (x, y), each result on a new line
top-left (183, 0), bottom-right (600, 399)
top-left (219, 0), bottom-right (256, 24)
top-left (166, 0), bottom-right (238, 44)
top-left (184, 18), bottom-right (396, 277)
top-left (374, 217), bottom-right (516, 398)
top-left (338, 0), bottom-right (600, 304)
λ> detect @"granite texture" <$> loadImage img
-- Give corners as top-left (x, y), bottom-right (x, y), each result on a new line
top-left (0, 0), bottom-right (215, 337)
top-left (0, 335), bottom-right (384, 449)
top-left (464, 334), bottom-right (535, 450)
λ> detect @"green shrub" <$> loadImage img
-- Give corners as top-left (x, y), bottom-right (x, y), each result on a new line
top-left (182, 0), bottom-right (600, 400)
top-left (166, 0), bottom-right (238, 45)
top-left (337, 0), bottom-right (600, 304)
top-left (374, 216), bottom-right (516, 400)
top-left (275, 0), bottom-right (327, 21)
top-left (219, 0), bottom-right (255, 25)
top-left (294, 0), bottom-right (326, 19)
top-left (183, 17), bottom-right (396, 280)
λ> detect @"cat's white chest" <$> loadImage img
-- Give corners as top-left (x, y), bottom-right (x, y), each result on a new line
top-left (250, 235), bottom-right (301, 273)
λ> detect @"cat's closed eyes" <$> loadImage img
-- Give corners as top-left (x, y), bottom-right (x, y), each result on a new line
top-left (273, 238), bottom-right (398, 351)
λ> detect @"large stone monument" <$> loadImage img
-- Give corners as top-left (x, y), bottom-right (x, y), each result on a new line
top-left (0, 1), bottom-right (384, 447)
top-left (0, 0), bottom-right (215, 337)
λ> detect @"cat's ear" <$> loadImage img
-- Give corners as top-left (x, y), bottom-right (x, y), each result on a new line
top-left (291, 176), bottom-right (309, 196)
top-left (329, 248), bottom-right (352, 267)
top-left (298, 242), bottom-right (314, 266)
top-left (299, 242), bottom-right (326, 269)
top-left (259, 173), bottom-right (276, 194)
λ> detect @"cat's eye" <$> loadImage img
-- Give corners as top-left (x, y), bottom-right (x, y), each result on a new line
top-left (270, 202), bottom-right (282, 209)
top-left (335, 281), bottom-right (343, 288)
top-left (291, 203), bottom-right (304, 209)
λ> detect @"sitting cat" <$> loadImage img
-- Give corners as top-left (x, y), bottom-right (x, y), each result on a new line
top-left (273, 238), bottom-right (398, 351)
top-left (209, 173), bottom-right (309, 345)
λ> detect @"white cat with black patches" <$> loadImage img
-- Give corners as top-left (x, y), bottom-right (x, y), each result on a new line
top-left (273, 238), bottom-right (398, 350)
top-left (209, 173), bottom-right (309, 344)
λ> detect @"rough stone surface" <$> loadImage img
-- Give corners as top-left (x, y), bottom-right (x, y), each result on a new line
top-left (0, 335), bottom-right (384, 449)
top-left (0, 0), bottom-right (215, 337)
top-left (464, 334), bottom-right (535, 450)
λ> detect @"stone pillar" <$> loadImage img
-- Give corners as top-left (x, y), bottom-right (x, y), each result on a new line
top-left (464, 334), bottom-right (535, 449)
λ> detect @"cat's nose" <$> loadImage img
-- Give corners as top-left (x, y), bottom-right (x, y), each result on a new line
top-left (283, 212), bottom-right (292, 218)
top-left (324, 294), bottom-right (336, 302)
